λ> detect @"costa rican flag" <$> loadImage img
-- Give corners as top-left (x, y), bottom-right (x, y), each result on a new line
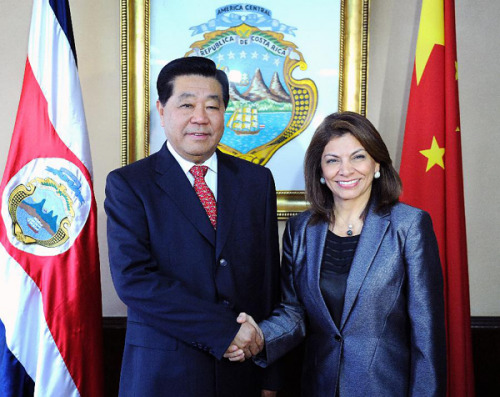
top-left (0, 1), bottom-right (103, 396)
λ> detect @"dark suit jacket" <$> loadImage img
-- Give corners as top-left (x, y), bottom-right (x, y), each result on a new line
top-left (257, 203), bottom-right (447, 396)
top-left (104, 144), bottom-right (281, 397)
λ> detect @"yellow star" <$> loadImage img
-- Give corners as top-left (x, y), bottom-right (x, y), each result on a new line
top-left (420, 136), bottom-right (445, 171)
top-left (415, 0), bottom-right (444, 85)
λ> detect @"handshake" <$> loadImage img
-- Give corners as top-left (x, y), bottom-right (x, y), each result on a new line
top-left (223, 312), bottom-right (263, 362)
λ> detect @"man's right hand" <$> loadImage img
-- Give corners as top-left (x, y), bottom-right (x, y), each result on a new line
top-left (224, 313), bottom-right (263, 362)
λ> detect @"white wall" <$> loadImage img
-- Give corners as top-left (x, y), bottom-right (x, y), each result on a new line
top-left (0, 0), bottom-right (498, 317)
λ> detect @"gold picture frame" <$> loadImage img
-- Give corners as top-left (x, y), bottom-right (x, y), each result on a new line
top-left (120, 0), bottom-right (369, 219)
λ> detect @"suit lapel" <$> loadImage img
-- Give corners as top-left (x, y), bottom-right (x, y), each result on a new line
top-left (340, 206), bottom-right (390, 329)
top-left (154, 145), bottom-right (216, 245)
top-left (305, 220), bottom-right (340, 333)
top-left (215, 151), bottom-right (241, 258)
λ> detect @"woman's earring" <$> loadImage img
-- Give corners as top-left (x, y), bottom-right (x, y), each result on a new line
top-left (320, 177), bottom-right (326, 184)
top-left (374, 171), bottom-right (381, 179)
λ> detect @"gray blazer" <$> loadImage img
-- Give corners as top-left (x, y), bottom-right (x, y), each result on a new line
top-left (257, 202), bottom-right (446, 396)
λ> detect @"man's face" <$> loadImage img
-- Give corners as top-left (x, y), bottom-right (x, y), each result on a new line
top-left (156, 74), bottom-right (226, 164)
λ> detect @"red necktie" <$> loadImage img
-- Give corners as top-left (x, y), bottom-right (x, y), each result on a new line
top-left (190, 165), bottom-right (217, 229)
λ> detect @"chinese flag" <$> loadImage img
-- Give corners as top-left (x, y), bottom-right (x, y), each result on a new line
top-left (400, 0), bottom-right (474, 395)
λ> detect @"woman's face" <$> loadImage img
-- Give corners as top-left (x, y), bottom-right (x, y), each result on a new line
top-left (320, 133), bottom-right (380, 206)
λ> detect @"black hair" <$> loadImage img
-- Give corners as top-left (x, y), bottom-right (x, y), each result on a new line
top-left (156, 56), bottom-right (229, 108)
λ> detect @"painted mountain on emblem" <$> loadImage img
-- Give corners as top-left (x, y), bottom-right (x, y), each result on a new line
top-left (230, 69), bottom-right (291, 104)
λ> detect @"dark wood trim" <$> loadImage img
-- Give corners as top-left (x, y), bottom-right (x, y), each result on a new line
top-left (102, 316), bottom-right (127, 329)
top-left (102, 317), bottom-right (500, 397)
top-left (471, 316), bottom-right (500, 329)
top-left (102, 317), bottom-right (126, 397)
top-left (470, 317), bottom-right (500, 396)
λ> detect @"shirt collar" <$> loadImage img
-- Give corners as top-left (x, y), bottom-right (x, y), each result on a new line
top-left (166, 141), bottom-right (218, 176)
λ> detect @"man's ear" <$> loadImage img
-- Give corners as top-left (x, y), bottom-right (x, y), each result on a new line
top-left (156, 100), bottom-right (165, 126)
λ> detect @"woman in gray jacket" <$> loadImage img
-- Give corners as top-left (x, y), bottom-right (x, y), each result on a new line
top-left (226, 112), bottom-right (446, 396)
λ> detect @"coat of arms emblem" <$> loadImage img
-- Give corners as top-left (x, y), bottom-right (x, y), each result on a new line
top-left (186, 5), bottom-right (318, 165)
top-left (2, 158), bottom-right (91, 255)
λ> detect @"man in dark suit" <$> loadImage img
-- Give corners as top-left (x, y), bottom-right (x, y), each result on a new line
top-left (105, 57), bottom-right (281, 396)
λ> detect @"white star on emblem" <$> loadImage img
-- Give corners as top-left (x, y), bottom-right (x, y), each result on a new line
top-left (251, 51), bottom-right (259, 59)
top-left (228, 51), bottom-right (235, 59)
top-left (262, 53), bottom-right (269, 61)
top-left (217, 53), bottom-right (225, 62)
top-left (274, 58), bottom-right (280, 66)
top-left (240, 50), bottom-right (247, 59)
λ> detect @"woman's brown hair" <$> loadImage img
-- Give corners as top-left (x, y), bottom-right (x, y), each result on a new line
top-left (304, 111), bottom-right (402, 223)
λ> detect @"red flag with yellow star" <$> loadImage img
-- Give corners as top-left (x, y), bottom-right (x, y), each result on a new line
top-left (400, 0), bottom-right (474, 395)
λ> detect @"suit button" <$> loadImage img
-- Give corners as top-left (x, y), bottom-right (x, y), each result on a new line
top-left (222, 300), bottom-right (230, 306)
top-left (334, 335), bottom-right (342, 342)
top-left (219, 259), bottom-right (228, 267)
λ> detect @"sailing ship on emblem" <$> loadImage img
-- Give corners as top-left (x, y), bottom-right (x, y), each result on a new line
top-left (226, 104), bottom-right (260, 135)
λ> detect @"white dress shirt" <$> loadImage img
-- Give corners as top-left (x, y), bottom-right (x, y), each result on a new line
top-left (166, 141), bottom-right (218, 200)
